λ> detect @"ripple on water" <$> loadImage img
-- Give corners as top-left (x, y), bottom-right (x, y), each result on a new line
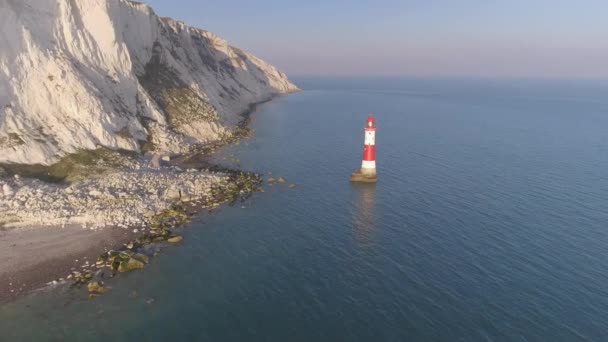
top-left (3, 78), bottom-right (608, 341)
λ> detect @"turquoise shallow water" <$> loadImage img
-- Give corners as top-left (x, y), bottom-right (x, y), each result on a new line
top-left (2, 78), bottom-right (608, 341)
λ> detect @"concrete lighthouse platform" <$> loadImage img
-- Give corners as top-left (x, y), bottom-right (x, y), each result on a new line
top-left (350, 170), bottom-right (378, 183)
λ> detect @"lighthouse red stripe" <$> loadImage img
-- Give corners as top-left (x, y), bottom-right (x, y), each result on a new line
top-left (363, 145), bottom-right (375, 161)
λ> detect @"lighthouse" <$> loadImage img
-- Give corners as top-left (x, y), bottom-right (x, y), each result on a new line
top-left (350, 114), bottom-right (378, 183)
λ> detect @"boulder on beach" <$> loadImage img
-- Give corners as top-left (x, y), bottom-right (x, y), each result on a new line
top-left (88, 190), bottom-right (103, 197)
top-left (87, 281), bottom-right (106, 296)
top-left (132, 253), bottom-right (150, 264)
top-left (167, 236), bottom-right (183, 243)
top-left (118, 257), bottom-right (146, 272)
top-left (164, 187), bottom-right (182, 200)
top-left (150, 155), bottom-right (162, 168)
top-left (2, 184), bottom-right (14, 197)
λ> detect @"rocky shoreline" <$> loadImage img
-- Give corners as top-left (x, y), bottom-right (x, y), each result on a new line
top-left (0, 99), bottom-right (275, 303)
top-left (0, 0), bottom-right (300, 304)
top-left (0, 155), bottom-right (241, 230)
top-left (0, 156), bottom-right (264, 302)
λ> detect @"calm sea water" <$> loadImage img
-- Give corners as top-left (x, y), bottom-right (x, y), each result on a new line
top-left (2, 78), bottom-right (608, 341)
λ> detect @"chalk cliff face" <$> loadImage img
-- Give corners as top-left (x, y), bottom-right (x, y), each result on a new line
top-left (0, 0), bottom-right (298, 165)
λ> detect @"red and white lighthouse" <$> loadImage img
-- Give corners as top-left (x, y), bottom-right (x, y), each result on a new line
top-left (361, 114), bottom-right (377, 176)
top-left (351, 114), bottom-right (378, 182)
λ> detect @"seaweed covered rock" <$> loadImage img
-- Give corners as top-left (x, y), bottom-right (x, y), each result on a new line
top-left (132, 253), bottom-right (150, 264)
top-left (167, 235), bottom-right (183, 243)
top-left (72, 271), bottom-right (93, 285)
top-left (118, 257), bottom-right (146, 273)
top-left (87, 281), bottom-right (106, 297)
top-left (150, 204), bottom-right (191, 230)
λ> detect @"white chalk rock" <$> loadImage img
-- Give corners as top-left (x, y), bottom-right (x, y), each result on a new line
top-left (89, 190), bottom-right (103, 198)
top-left (0, 0), bottom-right (298, 166)
top-left (2, 184), bottom-right (14, 197)
top-left (164, 187), bottom-right (182, 200)
top-left (149, 155), bottom-right (162, 168)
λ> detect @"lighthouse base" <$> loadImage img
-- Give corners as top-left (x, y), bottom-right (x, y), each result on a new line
top-left (350, 170), bottom-right (378, 183)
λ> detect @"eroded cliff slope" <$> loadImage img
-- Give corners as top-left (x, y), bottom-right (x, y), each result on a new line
top-left (0, 0), bottom-right (298, 165)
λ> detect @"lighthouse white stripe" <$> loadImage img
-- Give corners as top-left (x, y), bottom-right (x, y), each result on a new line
top-left (361, 160), bottom-right (376, 169)
top-left (364, 131), bottom-right (375, 145)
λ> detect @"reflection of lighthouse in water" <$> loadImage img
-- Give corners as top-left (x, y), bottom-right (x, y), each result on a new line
top-left (352, 184), bottom-right (376, 246)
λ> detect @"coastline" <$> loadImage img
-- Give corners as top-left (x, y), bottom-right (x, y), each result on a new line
top-left (0, 96), bottom-right (283, 304)
top-left (0, 224), bottom-right (136, 302)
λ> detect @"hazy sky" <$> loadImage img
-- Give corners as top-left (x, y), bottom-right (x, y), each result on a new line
top-left (144, 0), bottom-right (608, 79)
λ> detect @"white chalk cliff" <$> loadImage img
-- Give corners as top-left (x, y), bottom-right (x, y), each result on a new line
top-left (0, 0), bottom-right (298, 165)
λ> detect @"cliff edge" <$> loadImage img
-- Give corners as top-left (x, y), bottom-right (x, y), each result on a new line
top-left (0, 0), bottom-right (298, 165)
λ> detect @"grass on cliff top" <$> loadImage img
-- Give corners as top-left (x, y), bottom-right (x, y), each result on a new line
top-left (0, 148), bottom-right (136, 183)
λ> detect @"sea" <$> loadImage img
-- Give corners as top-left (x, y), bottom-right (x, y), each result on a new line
top-left (2, 77), bottom-right (608, 341)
